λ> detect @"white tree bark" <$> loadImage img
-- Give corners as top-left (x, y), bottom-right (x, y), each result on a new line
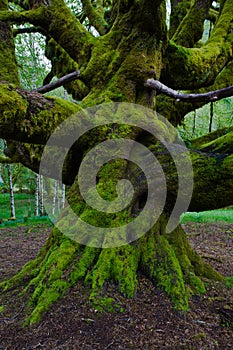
top-left (7, 164), bottom-right (16, 219)
top-left (52, 180), bottom-right (58, 216)
top-left (35, 174), bottom-right (39, 216)
top-left (39, 175), bottom-right (44, 216)
top-left (62, 183), bottom-right (66, 209)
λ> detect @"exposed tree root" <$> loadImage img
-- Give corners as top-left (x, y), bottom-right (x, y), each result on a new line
top-left (0, 217), bottom-right (223, 325)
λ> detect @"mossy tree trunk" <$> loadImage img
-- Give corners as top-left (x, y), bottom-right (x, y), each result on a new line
top-left (0, 0), bottom-right (233, 324)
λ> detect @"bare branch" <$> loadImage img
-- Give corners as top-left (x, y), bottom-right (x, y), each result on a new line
top-left (146, 79), bottom-right (233, 103)
top-left (33, 71), bottom-right (80, 94)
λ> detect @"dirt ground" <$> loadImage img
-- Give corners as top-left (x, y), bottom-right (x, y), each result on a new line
top-left (0, 222), bottom-right (232, 349)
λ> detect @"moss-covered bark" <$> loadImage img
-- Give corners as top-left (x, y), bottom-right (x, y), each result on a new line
top-left (0, 0), bottom-right (232, 326)
top-left (169, 0), bottom-right (191, 37)
top-left (0, 0), bottom-right (19, 84)
top-left (162, 0), bottom-right (233, 89)
top-left (0, 212), bottom-right (222, 325)
top-left (172, 0), bottom-right (212, 47)
top-left (0, 83), bottom-right (81, 143)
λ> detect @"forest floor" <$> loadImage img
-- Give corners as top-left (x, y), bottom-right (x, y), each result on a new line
top-left (0, 222), bottom-right (232, 349)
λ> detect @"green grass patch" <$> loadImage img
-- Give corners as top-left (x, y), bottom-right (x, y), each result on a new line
top-left (0, 215), bottom-right (52, 229)
top-left (0, 193), bottom-right (35, 219)
top-left (181, 210), bottom-right (233, 224)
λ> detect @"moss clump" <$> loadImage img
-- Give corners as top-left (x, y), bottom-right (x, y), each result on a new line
top-left (226, 277), bottom-right (233, 289)
top-left (187, 272), bottom-right (206, 295)
top-left (89, 294), bottom-right (124, 313)
top-left (0, 305), bottom-right (5, 313)
top-left (140, 229), bottom-right (188, 311)
top-left (0, 0), bottom-right (19, 85)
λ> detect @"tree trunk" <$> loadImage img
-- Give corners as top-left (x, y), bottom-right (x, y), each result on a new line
top-left (1, 105), bottom-right (224, 325)
top-left (39, 175), bottom-right (44, 216)
top-left (35, 174), bottom-right (39, 217)
top-left (7, 164), bottom-right (16, 220)
top-left (0, 0), bottom-right (232, 326)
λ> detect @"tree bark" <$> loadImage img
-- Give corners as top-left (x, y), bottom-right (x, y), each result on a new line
top-left (0, 0), bottom-right (232, 325)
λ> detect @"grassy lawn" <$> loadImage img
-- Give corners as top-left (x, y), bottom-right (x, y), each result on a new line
top-left (1, 193), bottom-right (233, 227)
top-left (181, 209), bottom-right (233, 224)
top-left (0, 193), bottom-right (35, 219)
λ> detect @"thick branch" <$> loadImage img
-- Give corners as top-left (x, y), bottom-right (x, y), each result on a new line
top-left (132, 135), bottom-right (233, 213)
top-left (162, 0), bottom-right (233, 90)
top-left (172, 0), bottom-right (212, 47)
top-left (146, 79), bottom-right (233, 102)
top-left (0, 8), bottom-right (42, 24)
top-left (0, 1), bottom-right (20, 85)
top-left (189, 151), bottom-right (233, 211)
top-left (0, 2), bottom-right (93, 66)
top-left (80, 0), bottom-right (108, 35)
top-left (169, 0), bottom-right (190, 38)
top-left (0, 83), bottom-right (80, 144)
top-left (34, 70), bottom-right (80, 94)
top-left (157, 60), bottom-right (233, 126)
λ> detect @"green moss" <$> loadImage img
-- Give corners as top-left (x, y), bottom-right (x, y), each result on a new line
top-left (0, 305), bottom-right (5, 313)
top-left (0, 84), bottom-right (27, 121)
top-left (198, 131), bottom-right (233, 155)
top-left (140, 229), bottom-right (188, 311)
top-left (0, 0), bottom-right (19, 85)
top-left (0, 257), bottom-right (41, 292)
top-left (26, 280), bottom-right (68, 325)
top-left (169, 0), bottom-right (190, 37)
top-left (226, 276), bottom-right (233, 289)
top-left (172, 0), bottom-right (210, 47)
top-left (187, 272), bottom-right (206, 294)
top-left (45, 39), bottom-right (89, 100)
top-left (89, 294), bottom-right (124, 313)
top-left (22, 235), bottom-right (78, 324)
top-left (69, 247), bottom-right (99, 283)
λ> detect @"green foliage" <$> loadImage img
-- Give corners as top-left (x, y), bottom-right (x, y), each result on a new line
top-left (179, 97), bottom-right (233, 141)
top-left (15, 31), bottom-right (50, 90)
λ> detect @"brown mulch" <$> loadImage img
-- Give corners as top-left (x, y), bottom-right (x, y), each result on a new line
top-left (0, 222), bottom-right (232, 349)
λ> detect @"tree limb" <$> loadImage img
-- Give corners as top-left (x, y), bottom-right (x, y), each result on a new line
top-left (80, 0), bottom-right (108, 35)
top-left (169, 0), bottom-right (191, 38)
top-left (0, 9), bottom-right (41, 24)
top-left (172, 0), bottom-right (212, 47)
top-left (0, 2), bottom-right (94, 66)
top-left (146, 79), bottom-right (233, 102)
top-left (0, 83), bottom-right (81, 144)
top-left (162, 0), bottom-right (233, 90)
top-left (0, 2), bottom-right (20, 85)
top-left (157, 60), bottom-right (233, 126)
top-left (130, 138), bottom-right (233, 213)
top-left (33, 70), bottom-right (80, 94)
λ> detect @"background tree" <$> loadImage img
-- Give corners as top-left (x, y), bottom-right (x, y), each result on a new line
top-left (0, 0), bottom-right (233, 325)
